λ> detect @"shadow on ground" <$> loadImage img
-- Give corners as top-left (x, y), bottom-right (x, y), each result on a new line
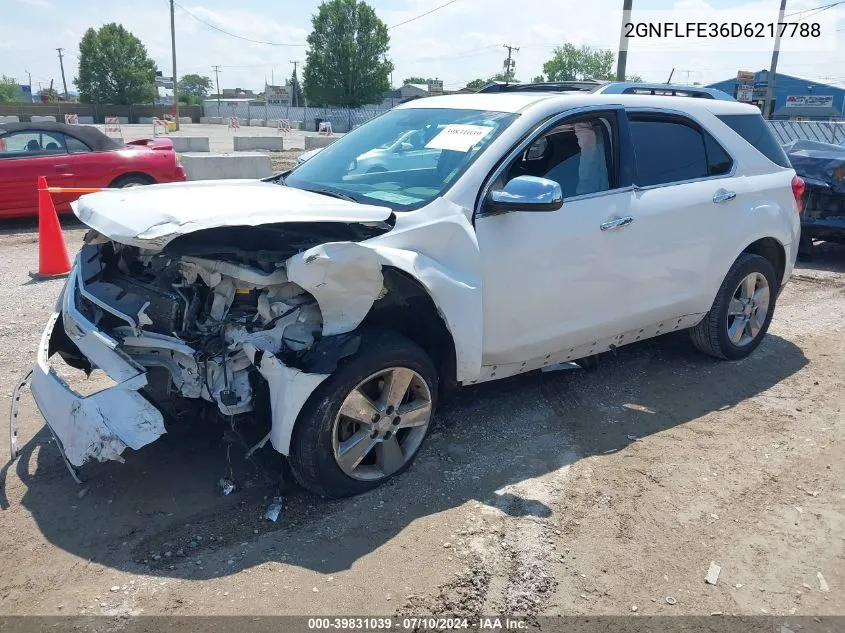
top-left (798, 239), bottom-right (845, 274)
top-left (2, 330), bottom-right (807, 579)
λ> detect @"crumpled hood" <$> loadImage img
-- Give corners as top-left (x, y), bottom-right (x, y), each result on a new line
top-left (73, 179), bottom-right (393, 249)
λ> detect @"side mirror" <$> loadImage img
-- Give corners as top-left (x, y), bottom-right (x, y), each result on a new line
top-left (486, 175), bottom-right (563, 214)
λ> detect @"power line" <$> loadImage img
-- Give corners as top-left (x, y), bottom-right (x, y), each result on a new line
top-left (784, 0), bottom-right (844, 17)
top-left (174, 2), bottom-right (306, 46)
top-left (389, 0), bottom-right (461, 29)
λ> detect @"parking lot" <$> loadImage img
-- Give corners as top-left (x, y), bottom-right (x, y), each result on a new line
top-left (0, 213), bottom-right (842, 617)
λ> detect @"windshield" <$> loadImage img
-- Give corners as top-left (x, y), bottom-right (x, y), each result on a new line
top-left (285, 108), bottom-right (518, 211)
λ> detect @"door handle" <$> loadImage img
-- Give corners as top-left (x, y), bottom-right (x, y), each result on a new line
top-left (713, 189), bottom-right (736, 203)
top-left (600, 216), bottom-right (634, 231)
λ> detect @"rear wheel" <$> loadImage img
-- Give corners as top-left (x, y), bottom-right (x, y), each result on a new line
top-left (690, 253), bottom-right (778, 360)
top-left (288, 329), bottom-right (438, 498)
top-left (111, 174), bottom-right (154, 188)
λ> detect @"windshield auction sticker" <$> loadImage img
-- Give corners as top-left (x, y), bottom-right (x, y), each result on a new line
top-left (425, 124), bottom-right (493, 152)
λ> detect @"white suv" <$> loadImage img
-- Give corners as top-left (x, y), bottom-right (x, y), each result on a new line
top-left (28, 92), bottom-right (802, 497)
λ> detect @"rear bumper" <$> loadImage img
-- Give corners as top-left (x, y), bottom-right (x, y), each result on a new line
top-left (30, 264), bottom-right (166, 468)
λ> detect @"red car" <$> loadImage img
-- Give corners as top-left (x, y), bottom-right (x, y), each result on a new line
top-left (0, 122), bottom-right (186, 218)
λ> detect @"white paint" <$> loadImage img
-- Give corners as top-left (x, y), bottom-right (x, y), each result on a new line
top-left (243, 344), bottom-right (329, 455)
top-left (73, 180), bottom-right (393, 248)
top-left (30, 289), bottom-right (166, 468)
top-left (286, 242), bottom-right (384, 336)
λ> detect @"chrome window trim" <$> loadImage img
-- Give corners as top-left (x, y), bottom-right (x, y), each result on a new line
top-left (624, 107), bottom-right (738, 189)
top-left (475, 104), bottom-right (627, 219)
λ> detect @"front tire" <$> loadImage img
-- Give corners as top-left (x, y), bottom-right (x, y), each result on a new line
top-left (690, 253), bottom-right (778, 360)
top-left (288, 329), bottom-right (438, 498)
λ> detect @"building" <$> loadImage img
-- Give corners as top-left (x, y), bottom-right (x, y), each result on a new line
top-left (708, 71), bottom-right (845, 120)
top-left (378, 79), bottom-right (445, 108)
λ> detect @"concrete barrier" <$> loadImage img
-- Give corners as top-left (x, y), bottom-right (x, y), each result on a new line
top-left (31, 115), bottom-right (57, 122)
top-left (305, 135), bottom-right (338, 149)
top-left (180, 152), bottom-right (272, 180)
top-left (291, 120), bottom-right (303, 130)
top-left (178, 116), bottom-right (192, 124)
top-left (199, 116), bottom-right (223, 124)
top-left (139, 116), bottom-right (158, 124)
top-left (170, 136), bottom-right (210, 152)
top-left (233, 136), bottom-right (284, 151)
top-left (0, 116), bottom-right (20, 123)
top-left (78, 116), bottom-right (94, 124)
top-left (248, 118), bottom-right (266, 127)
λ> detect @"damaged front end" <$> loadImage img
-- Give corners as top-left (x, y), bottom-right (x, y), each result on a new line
top-left (32, 217), bottom-right (392, 470)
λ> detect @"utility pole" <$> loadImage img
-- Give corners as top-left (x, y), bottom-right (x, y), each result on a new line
top-left (170, 0), bottom-right (180, 130)
top-left (615, 0), bottom-right (633, 81)
top-left (212, 65), bottom-right (222, 116)
top-left (290, 60), bottom-right (300, 107)
top-left (763, 0), bottom-right (788, 119)
top-left (56, 48), bottom-right (68, 99)
top-left (502, 44), bottom-right (519, 85)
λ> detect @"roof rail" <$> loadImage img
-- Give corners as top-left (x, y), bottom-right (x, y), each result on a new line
top-left (476, 80), bottom-right (607, 94)
top-left (597, 82), bottom-right (735, 101)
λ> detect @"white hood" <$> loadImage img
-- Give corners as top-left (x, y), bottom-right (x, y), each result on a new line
top-left (74, 180), bottom-right (393, 249)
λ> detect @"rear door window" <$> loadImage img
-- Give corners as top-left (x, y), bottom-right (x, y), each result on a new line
top-left (717, 113), bottom-right (791, 168)
top-left (64, 135), bottom-right (91, 153)
top-left (0, 130), bottom-right (67, 157)
top-left (629, 116), bottom-right (708, 186)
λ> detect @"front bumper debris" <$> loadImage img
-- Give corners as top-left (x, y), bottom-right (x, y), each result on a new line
top-left (29, 265), bottom-right (166, 470)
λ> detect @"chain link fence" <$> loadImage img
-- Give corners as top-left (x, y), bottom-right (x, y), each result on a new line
top-left (767, 120), bottom-right (845, 145)
top-left (203, 102), bottom-right (391, 132)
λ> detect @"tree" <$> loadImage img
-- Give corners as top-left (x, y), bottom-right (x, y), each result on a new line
top-left (289, 67), bottom-right (302, 107)
top-left (542, 43), bottom-right (614, 82)
top-left (626, 74), bottom-right (644, 82)
top-left (75, 23), bottom-right (157, 104)
top-left (302, 0), bottom-right (393, 107)
top-left (463, 73), bottom-right (521, 91)
top-left (0, 76), bottom-right (20, 103)
top-left (532, 74), bottom-right (545, 83)
top-left (178, 74), bottom-right (211, 98)
top-left (403, 76), bottom-right (431, 85)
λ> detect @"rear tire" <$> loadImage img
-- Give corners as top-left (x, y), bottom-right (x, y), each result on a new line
top-left (111, 174), bottom-right (154, 188)
top-left (288, 328), bottom-right (438, 498)
top-left (690, 253), bottom-right (778, 360)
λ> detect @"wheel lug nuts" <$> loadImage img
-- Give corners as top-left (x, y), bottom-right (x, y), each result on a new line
top-left (392, 416), bottom-right (401, 425)
top-left (370, 429), bottom-right (379, 439)
top-left (383, 431), bottom-right (392, 440)
top-left (372, 413), bottom-right (380, 423)
top-left (385, 406), bottom-right (394, 415)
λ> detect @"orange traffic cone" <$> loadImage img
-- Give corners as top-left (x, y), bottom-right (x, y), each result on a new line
top-left (35, 176), bottom-right (71, 278)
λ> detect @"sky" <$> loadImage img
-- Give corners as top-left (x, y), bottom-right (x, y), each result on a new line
top-left (2, 0), bottom-right (844, 95)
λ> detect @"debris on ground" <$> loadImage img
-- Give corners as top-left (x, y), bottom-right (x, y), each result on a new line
top-left (817, 572), bottom-right (830, 592)
top-left (218, 478), bottom-right (235, 496)
top-left (705, 561), bottom-right (721, 585)
top-left (263, 496), bottom-right (286, 522)
top-left (665, 596), bottom-right (677, 605)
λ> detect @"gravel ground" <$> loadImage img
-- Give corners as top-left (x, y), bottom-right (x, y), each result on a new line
top-left (0, 218), bottom-right (843, 619)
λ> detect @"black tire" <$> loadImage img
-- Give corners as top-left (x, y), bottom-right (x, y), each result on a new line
top-left (690, 253), bottom-right (778, 360)
top-left (288, 328), bottom-right (438, 498)
top-left (111, 174), bottom-right (154, 188)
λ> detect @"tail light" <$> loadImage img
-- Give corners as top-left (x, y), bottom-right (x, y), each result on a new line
top-left (791, 175), bottom-right (805, 216)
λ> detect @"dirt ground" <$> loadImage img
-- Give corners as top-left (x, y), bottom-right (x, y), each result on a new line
top-left (0, 214), bottom-right (843, 619)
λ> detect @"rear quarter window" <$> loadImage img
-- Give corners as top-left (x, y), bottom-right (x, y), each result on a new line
top-left (717, 114), bottom-right (791, 168)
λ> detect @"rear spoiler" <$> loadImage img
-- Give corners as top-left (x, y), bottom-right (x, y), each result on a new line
top-left (125, 138), bottom-right (174, 151)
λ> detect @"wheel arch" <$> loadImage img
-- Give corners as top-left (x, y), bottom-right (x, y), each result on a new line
top-left (108, 172), bottom-right (155, 187)
top-left (741, 236), bottom-right (786, 289)
top-left (360, 266), bottom-right (458, 394)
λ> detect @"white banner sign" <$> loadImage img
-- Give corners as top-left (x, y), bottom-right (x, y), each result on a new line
top-left (785, 95), bottom-right (834, 108)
